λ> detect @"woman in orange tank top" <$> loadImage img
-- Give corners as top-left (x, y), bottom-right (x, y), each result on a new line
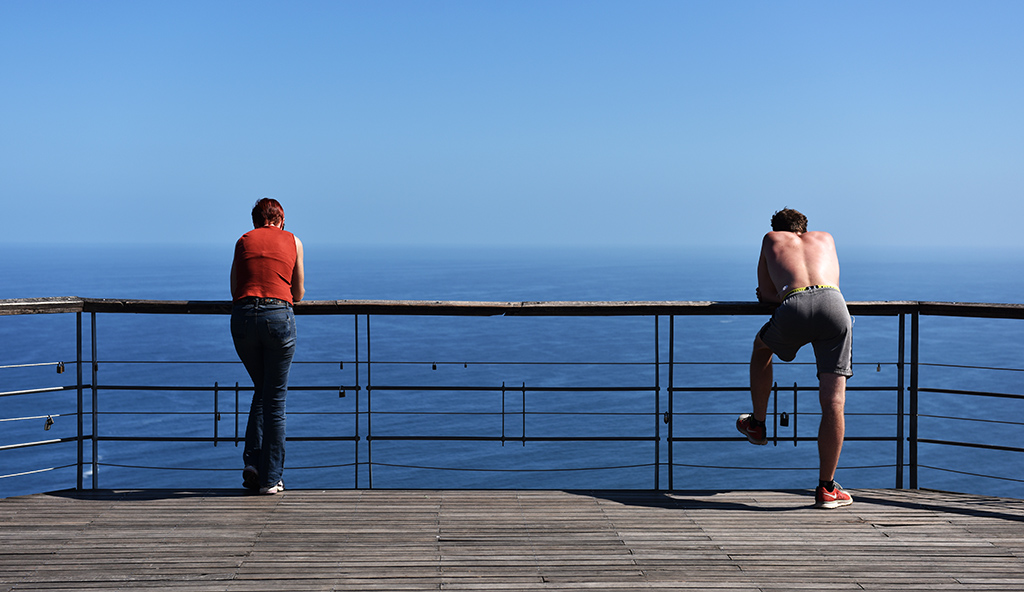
top-left (230, 198), bottom-right (305, 494)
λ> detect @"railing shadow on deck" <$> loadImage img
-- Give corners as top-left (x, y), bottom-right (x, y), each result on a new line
top-left (2, 297), bottom-right (1023, 499)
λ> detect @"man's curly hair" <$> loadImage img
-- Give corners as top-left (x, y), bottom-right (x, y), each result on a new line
top-left (770, 208), bottom-right (807, 233)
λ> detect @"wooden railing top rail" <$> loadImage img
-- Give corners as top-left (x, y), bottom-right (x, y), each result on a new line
top-left (3, 297), bottom-right (1023, 319)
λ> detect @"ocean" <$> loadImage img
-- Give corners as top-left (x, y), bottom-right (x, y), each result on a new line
top-left (2, 243), bottom-right (1023, 499)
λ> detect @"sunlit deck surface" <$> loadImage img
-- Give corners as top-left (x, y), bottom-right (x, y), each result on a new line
top-left (3, 488), bottom-right (1024, 591)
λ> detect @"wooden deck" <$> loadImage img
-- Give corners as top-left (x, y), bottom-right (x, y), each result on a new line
top-left (2, 488), bottom-right (1024, 591)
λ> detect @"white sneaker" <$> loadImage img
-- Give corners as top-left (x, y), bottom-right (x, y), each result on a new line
top-left (260, 480), bottom-right (284, 495)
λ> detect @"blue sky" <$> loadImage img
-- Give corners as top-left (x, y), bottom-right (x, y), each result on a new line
top-left (2, 1), bottom-right (1022, 250)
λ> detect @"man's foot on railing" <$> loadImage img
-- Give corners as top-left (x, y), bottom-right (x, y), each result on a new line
top-left (814, 482), bottom-right (853, 509)
top-left (736, 413), bottom-right (767, 445)
top-left (242, 466), bottom-right (259, 490)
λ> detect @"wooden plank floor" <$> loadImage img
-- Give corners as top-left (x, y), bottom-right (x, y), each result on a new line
top-left (2, 488), bottom-right (1024, 591)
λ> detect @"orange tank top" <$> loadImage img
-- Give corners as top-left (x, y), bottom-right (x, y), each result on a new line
top-left (232, 227), bottom-right (297, 304)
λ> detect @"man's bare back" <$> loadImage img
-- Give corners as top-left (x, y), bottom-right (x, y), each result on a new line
top-left (757, 231), bottom-right (841, 304)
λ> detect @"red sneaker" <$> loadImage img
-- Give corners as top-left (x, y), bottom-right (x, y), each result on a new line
top-left (736, 414), bottom-right (767, 445)
top-left (815, 483), bottom-right (853, 509)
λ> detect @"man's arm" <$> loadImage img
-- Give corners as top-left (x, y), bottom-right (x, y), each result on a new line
top-left (756, 238), bottom-right (781, 304)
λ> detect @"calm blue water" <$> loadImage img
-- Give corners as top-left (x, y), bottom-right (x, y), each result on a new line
top-left (2, 243), bottom-right (1022, 499)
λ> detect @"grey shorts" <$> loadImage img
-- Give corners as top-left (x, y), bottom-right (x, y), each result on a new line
top-left (758, 286), bottom-right (853, 378)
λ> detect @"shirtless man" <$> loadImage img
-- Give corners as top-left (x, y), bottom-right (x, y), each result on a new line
top-left (737, 208), bottom-right (854, 509)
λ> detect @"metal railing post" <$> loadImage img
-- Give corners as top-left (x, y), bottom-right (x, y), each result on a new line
top-left (76, 312), bottom-right (84, 491)
top-left (896, 314), bottom-right (905, 489)
top-left (90, 312), bottom-right (98, 489)
top-left (366, 314), bottom-right (372, 489)
top-left (654, 315), bottom-right (660, 491)
top-left (354, 314), bottom-right (360, 489)
top-left (909, 310), bottom-right (919, 489)
top-left (667, 315), bottom-right (674, 491)
top-left (213, 382), bottom-right (219, 446)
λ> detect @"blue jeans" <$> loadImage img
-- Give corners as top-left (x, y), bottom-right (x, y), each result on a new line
top-left (231, 301), bottom-right (296, 488)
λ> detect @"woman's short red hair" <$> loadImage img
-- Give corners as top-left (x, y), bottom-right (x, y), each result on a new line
top-left (251, 198), bottom-right (284, 228)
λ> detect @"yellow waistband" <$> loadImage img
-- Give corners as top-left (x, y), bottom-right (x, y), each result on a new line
top-left (782, 285), bottom-right (839, 300)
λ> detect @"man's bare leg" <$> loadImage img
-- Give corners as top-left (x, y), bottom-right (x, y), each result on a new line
top-left (817, 373), bottom-right (847, 482)
top-left (750, 335), bottom-right (774, 422)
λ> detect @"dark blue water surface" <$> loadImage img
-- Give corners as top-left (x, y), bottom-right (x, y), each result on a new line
top-left (2, 243), bottom-right (1022, 499)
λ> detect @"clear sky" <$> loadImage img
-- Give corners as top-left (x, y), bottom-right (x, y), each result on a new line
top-left (2, 1), bottom-right (1022, 250)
